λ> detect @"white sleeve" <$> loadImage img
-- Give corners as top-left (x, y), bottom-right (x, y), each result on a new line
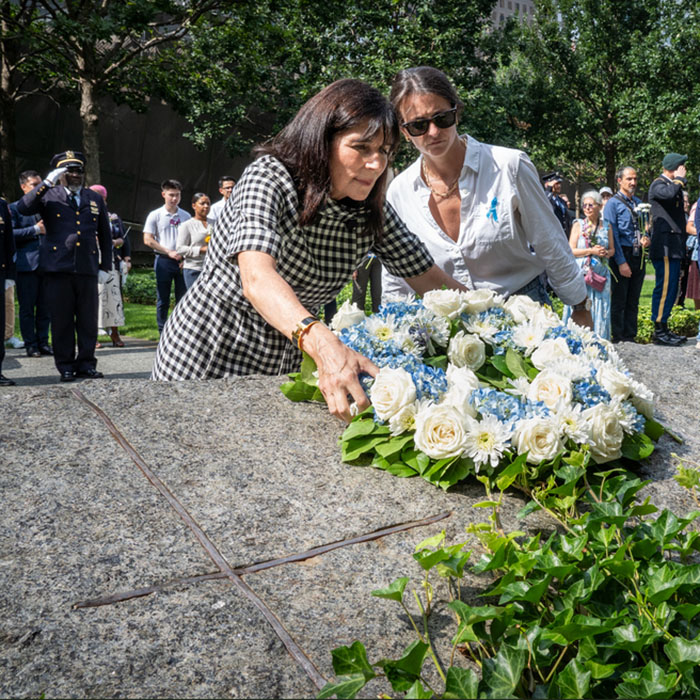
top-left (515, 154), bottom-right (586, 305)
top-left (143, 210), bottom-right (159, 239)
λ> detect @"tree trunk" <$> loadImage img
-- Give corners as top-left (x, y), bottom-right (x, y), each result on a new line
top-left (605, 144), bottom-right (617, 190)
top-left (76, 45), bottom-right (101, 186)
top-left (0, 16), bottom-right (17, 198)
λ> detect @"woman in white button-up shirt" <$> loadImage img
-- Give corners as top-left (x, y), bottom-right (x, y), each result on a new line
top-left (382, 66), bottom-right (592, 329)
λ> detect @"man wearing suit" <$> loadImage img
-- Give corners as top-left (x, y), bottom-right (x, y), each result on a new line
top-left (648, 153), bottom-right (689, 346)
top-left (10, 170), bottom-right (52, 358)
top-left (17, 151), bottom-right (112, 381)
top-left (1, 196), bottom-right (17, 385)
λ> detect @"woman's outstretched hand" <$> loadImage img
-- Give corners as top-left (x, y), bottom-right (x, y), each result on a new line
top-left (304, 324), bottom-right (378, 422)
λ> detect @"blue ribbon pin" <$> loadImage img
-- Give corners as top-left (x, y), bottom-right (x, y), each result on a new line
top-left (487, 197), bottom-right (498, 223)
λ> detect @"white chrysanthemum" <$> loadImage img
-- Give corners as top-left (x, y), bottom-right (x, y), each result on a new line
top-left (628, 378), bottom-right (654, 419)
top-left (441, 365), bottom-right (481, 419)
top-left (546, 357), bottom-right (589, 382)
top-left (527, 369), bottom-right (573, 410)
top-left (414, 403), bottom-right (470, 459)
top-left (530, 337), bottom-right (572, 370)
top-left (511, 322), bottom-right (546, 355)
top-left (462, 315), bottom-right (500, 341)
top-left (582, 403), bottom-right (624, 463)
top-left (513, 416), bottom-right (564, 464)
top-left (369, 367), bottom-right (416, 421)
top-left (609, 399), bottom-right (640, 436)
top-left (393, 329), bottom-right (423, 358)
top-left (504, 294), bottom-right (543, 324)
top-left (389, 402), bottom-right (419, 436)
top-left (463, 416), bottom-right (513, 471)
top-left (504, 376), bottom-right (531, 397)
top-left (556, 403), bottom-right (590, 443)
top-left (448, 330), bottom-right (486, 371)
top-left (463, 288), bottom-right (502, 314)
top-left (597, 365), bottom-right (632, 402)
top-left (364, 314), bottom-right (399, 342)
top-left (422, 289), bottom-right (468, 320)
top-left (414, 308), bottom-right (451, 347)
top-left (330, 300), bottom-right (365, 331)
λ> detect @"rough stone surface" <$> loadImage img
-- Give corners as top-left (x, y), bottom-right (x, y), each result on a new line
top-left (1, 339), bottom-right (698, 698)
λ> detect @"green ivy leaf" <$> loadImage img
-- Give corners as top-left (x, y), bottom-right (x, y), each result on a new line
top-left (341, 435), bottom-right (391, 462)
top-left (621, 432), bottom-right (654, 461)
top-left (371, 576), bottom-right (409, 603)
top-left (584, 659), bottom-right (621, 680)
top-left (664, 637), bottom-right (700, 673)
top-left (555, 658), bottom-right (591, 699)
top-left (317, 674), bottom-right (367, 699)
top-left (331, 641), bottom-right (376, 680)
top-left (644, 418), bottom-right (666, 442)
top-left (444, 666), bottom-right (479, 699)
top-left (647, 565), bottom-right (684, 605)
top-left (377, 640), bottom-right (429, 693)
top-left (341, 417), bottom-right (382, 441)
top-left (480, 638), bottom-right (528, 699)
top-left (405, 679), bottom-right (433, 699)
top-left (616, 660), bottom-right (678, 699)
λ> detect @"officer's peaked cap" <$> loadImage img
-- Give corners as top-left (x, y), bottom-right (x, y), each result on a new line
top-left (50, 150), bottom-right (85, 168)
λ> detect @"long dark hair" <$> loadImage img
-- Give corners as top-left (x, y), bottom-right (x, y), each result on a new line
top-left (390, 67), bottom-right (464, 123)
top-left (254, 79), bottom-right (399, 238)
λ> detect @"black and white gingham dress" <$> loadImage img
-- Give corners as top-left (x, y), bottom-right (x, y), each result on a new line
top-left (151, 156), bottom-right (434, 380)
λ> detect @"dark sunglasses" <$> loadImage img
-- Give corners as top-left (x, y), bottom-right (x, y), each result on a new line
top-left (66, 167), bottom-right (84, 174)
top-left (402, 107), bottom-right (458, 137)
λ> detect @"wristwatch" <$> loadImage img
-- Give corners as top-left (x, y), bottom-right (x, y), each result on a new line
top-left (572, 298), bottom-right (591, 312)
top-left (292, 316), bottom-right (320, 349)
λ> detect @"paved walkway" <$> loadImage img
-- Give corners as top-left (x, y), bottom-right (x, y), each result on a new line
top-left (2, 337), bottom-right (157, 387)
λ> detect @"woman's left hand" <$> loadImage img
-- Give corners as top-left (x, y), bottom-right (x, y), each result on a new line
top-left (571, 308), bottom-right (593, 329)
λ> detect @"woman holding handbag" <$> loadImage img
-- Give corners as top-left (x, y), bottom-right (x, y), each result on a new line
top-left (563, 191), bottom-right (615, 339)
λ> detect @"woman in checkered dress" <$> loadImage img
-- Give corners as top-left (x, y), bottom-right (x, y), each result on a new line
top-left (152, 79), bottom-right (466, 420)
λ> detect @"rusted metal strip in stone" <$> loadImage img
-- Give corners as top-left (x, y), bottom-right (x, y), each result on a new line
top-left (73, 511), bottom-right (452, 609)
top-left (71, 388), bottom-right (327, 691)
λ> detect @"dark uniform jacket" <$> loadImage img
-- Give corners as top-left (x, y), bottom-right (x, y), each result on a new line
top-left (547, 190), bottom-right (572, 238)
top-left (17, 182), bottom-right (112, 275)
top-left (0, 198), bottom-right (16, 282)
top-left (648, 174), bottom-right (687, 260)
top-left (9, 201), bottom-right (41, 272)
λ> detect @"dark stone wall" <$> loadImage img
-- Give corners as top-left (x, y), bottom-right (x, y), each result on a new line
top-left (12, 94), bottom-right (253, 254)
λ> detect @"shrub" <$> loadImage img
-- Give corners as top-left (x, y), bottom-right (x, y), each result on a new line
top-left (123, 272), bottom-right (157, 305)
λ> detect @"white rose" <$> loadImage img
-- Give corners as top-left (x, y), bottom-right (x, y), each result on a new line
top-left (531, 305), bottom-right (561, 331)
top-left (597, 365), bottom-right (632, 402)
top-left (441, 365), bottom-right (480, 418)
top-left (330, 300), bottom-right (366, 331)
top-left (504, 294), bottom-right (543, 324)
top-left (583, 404), bottom-right (624, 463)
top-left (369, 367), bottom-right (416, 421)
top-left (629, 378), bottom-right (654, 420)
top-left (422, 289), bottom-right (467, 320)
top-left (463, 288), bottom-right (501, 314)
top-left (527, 370), bottom-right (572, 410)
top-left (414, 403), bottom-right (470, 459)
top-left (513, 417), bottom-right (564, 464)
top-left (530, 337), bottom-right (572, 370)
top-left (447, 331), bottom-right (486, 371)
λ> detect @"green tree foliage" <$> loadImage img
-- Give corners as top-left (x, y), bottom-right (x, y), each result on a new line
top-left (497, 0), bottom-right (700, 190)
top-left (153, 0), bottom-right (500, 165)
top-left (2, 0), bottom-right (220, 184)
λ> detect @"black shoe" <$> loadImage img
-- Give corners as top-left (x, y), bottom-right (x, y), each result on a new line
top-left (652, 330), bottom-right (683, 346)
top-left (60, 370), bottom-right (75, 382)
top-left (39, 345), bottom-right (53, 355)
top-left (0, 373), bottom-right (16, 386)
top-left (26, 347), bottom-right (41, 358)
top-left (667, 330), bottom-right (687, 343)
top-left (75, 368), bottom-right (104, 379)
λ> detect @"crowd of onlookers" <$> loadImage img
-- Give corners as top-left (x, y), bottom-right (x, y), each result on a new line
top-left (1, 138), bottom-right (698, 389)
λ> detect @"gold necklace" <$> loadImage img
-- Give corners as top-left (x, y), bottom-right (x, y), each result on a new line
top-left (421, 136), bottom-right (466, 200)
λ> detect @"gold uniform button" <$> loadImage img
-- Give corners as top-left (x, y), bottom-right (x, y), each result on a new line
top-left (76, 242), bottom-right (80, 246)
top-left (57, 214), bottom-right (61, 217)
top-left (53, 246), bottom-right (57, 250)
top-left (76, 220), bottom-right (80, 224)
top-left (77, 231), bottom-right (81, 234)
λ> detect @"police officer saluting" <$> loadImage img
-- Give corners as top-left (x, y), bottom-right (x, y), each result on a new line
top-left (17, 151), bottom-right (112, 381)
